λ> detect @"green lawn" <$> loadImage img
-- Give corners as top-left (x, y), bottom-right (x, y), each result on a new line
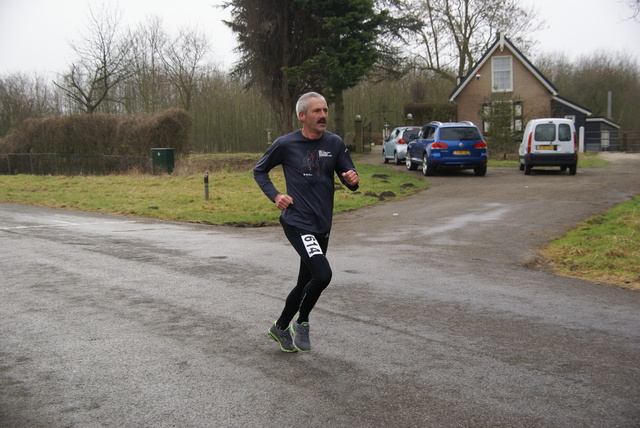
top-left (0, 163), bottom-right (429, 225)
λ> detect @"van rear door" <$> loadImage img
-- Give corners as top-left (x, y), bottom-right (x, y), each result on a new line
top-left (532, 122), bottom-right (575, 154)
top-left (556, 122), bottom-right (576, 153)
top-left (532, 123), bottom-right (557, 153)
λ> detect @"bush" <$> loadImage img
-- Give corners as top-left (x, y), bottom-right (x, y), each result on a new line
top-left (0, 108), bottom-right (191, 156)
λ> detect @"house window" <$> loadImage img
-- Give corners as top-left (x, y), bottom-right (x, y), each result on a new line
top-left (514, 102), bottom-right (523, 132)
top-left (482, 104), bottom-right (491, 134)
top-left (514, 119), bottom-right (523, 133)
top-left (481, 100), bottom-right (523, 135)
top-left (492, 56), bottom-right (512, 92)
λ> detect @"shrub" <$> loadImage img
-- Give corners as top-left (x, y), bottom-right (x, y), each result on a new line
top-left (0, 108), bottom-right (191, 156)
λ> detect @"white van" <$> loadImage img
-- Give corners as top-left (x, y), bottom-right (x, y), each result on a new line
top-left (518, 118), bottom-right (578, 175)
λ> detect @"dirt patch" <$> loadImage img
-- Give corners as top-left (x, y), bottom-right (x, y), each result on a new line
top-left (598, 151), bottom-right (640, 163)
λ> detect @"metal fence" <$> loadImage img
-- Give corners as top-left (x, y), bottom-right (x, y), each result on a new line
top-left (0, 153), bottom-right (152, 176)
top-left (584, 130), bottom-right (640, 153)
top-left (620, 131), bottom-right (640, 153)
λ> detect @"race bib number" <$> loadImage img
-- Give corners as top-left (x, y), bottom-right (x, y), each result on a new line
top-left (301, 234), bottom-right (323, 258)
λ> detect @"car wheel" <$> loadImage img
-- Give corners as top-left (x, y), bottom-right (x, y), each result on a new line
top-left (569, 165), bottom-right (577, 175)
top-left (524, 164), bottom-right (532, 175)
top-left (474, 165), bottom-right (487, 176)
top-left (394, 152), bottom-right (402, 165)
top-left (422, 153), bottom-right (435, 176)
top-left (382, 149), bottom-right (388, 164)
top-left (406, 155), bottom-right (417, 170)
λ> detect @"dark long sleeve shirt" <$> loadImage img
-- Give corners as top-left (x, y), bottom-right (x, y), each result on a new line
top-left (254, 129), bottom-right (359, 234)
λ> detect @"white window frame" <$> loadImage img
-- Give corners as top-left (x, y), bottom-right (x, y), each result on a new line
top-left (492, 56), bottom-right (513, 92)
top-left (482, 100), bottom-right (523, 135)
top-left (482, 104), bottom-right (491, 134)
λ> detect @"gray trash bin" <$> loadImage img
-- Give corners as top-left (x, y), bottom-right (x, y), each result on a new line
top-left (151, 148), bottom-right (174, 174)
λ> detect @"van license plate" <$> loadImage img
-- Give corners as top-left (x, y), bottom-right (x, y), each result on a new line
top-left (453, 150), bottom-right (470, 155)
top-left (537, 145), bottom-right (554, 150)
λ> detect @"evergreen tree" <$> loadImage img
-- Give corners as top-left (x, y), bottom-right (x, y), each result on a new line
top-left (224, 0), bottom-right (397, 136)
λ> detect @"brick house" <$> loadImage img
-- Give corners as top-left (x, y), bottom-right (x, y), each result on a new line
top-left (448, 33), bottom-right (619, 150)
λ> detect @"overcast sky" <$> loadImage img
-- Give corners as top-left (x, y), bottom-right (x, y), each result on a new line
top-left (1, 0), bottom-right (639, 77)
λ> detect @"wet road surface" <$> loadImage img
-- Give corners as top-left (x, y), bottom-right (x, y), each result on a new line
top-left (1, 151), bottom-right (639, 427)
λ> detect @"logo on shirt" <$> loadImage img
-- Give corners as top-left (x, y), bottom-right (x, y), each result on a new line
top-left (301, 150), bottom-right (325, 177)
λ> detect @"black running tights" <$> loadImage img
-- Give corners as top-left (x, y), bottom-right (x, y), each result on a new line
top-left (276, 220), bottom-right (332, 327)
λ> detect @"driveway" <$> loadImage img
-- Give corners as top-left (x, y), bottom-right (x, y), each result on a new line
top-left (1, 151), bottom-right (639, 427)
top-left (349, 149), bottom-right (640, 275)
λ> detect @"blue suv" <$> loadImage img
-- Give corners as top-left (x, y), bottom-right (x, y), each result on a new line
top-left (406, 121), bottom-right (488, 176)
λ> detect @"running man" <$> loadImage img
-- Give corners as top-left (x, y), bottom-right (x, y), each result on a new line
top-left (254, 92), bottom-right (359, 352)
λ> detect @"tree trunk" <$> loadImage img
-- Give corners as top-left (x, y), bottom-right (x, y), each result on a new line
top-left (333, 90), bottom-right (345, 138)
top-left (275, 89), bottom-right (295, 136)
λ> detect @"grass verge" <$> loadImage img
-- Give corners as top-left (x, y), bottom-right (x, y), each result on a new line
top-left (0, 163), bottom-right (428, 226)
top-left (541, 195), bottom-right (640, 290)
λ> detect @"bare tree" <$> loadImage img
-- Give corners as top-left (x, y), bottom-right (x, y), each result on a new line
top-left (626, 0), bottom-right (640, 19)
top-left (406, 0), bottom-right (544, 82)
top-left (161, 27), bottom-right (210, 112)
top-left (54, 4), bottom-right (133, 113)
top-left (537, 50), bottom-right (640, 131)
top-left (0, 73), bottom-right (60, 138)
top-left (128, 15), bottom-right (170, 113)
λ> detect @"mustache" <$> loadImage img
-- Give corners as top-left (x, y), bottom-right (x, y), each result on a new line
top-left (317, 119), bottom-right (327, 124)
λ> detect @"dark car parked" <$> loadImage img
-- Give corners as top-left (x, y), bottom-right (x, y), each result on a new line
top-left (406, 121), bottom-right (488, 176)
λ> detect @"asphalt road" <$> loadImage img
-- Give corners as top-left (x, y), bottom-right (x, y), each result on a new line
top-left (1, 151), bottom-right (639, 427)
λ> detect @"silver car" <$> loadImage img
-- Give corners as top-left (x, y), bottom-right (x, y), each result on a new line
top-left (382, 126), bottom-right (421, 165)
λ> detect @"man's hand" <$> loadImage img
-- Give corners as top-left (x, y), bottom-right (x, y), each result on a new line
top-left (342, 170), bottom-right (359, 186)
top-left (274, 193), bottom-right (294, 210)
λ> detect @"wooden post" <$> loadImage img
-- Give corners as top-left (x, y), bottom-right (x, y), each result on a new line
top-left (355, 115), bottom-right (363, 153)
top-left (204, 173), bottom-right (209, 200)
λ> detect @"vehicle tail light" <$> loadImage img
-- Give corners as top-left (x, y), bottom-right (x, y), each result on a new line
top-left (432, 142), bottom-right (447, 149)
top-left (527, 133), bottom-right (532, 153)
top-left (573, 132), bottom-right (578, 151)
top-left (475, 141), bottom-right (487, 149)
top-left (398, 138), bottom-right (406, 145)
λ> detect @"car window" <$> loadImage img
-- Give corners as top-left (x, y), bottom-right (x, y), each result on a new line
top-left (439, 127), bottom-right (481, 141)
top-left (425, 127), bottom-right (436, 140)
top-left (402, 130), bottom-right (419, 141)
top-left (558, 124), bottom-right (572, 141)
top-left (534, 124), bottom-right (556, 142)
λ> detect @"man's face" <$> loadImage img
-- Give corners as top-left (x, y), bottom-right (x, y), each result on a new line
top-left (299, 97), bottom-right (328, 137)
